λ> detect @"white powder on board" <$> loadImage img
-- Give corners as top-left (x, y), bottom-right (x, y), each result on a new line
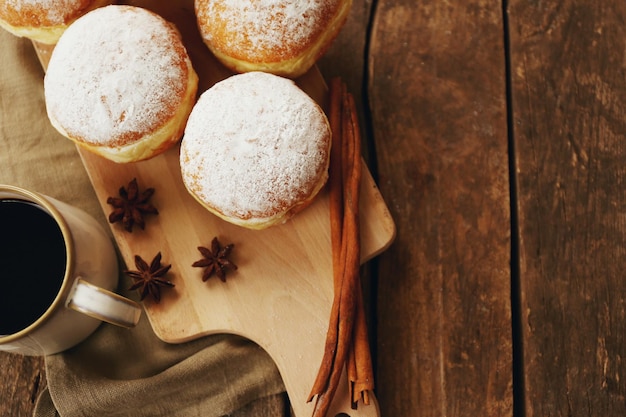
top-left (180, 72), bottom-right (330, 220)
top-left (44, 5), bottom-right (186, 146)
top-left (196, 0), bottom-right (338, 60)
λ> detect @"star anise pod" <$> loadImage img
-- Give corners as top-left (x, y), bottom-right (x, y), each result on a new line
top-left (107, 178), bottom-right (158, 232)
top-left (125, 252), bottom-right (174, 303)
top-left (192, 237), bottom-right (238, 282)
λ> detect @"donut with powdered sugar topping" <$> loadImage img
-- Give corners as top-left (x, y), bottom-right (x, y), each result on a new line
top-left (180, 72), bottom-right (331, 229)
top-left (44, 5), bottom-right (198, 163)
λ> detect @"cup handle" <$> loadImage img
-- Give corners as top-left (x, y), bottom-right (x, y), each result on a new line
top-left (66, 278), bottom-right (142, 328)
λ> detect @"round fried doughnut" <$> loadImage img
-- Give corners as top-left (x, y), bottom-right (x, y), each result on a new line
top-left (194, 0), bottom-right (353, 78)
top-left (44, 5), bottom-right (198, 163)
top-left (0, 0), bottom-right (113, 44)
top-left (180, 72), bottom-right (331, 230)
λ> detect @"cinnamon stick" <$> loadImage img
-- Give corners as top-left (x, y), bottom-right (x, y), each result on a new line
top-left (307, 78), bottom-right (345, 401)
top-left (343, 93), bottom-right (374, 407)
top-left (348, 283), bottom-right (374, 405)
top-left (311, 84), bottom-right (361, 417)
top-left (308, 78), bottom-right (373, 417)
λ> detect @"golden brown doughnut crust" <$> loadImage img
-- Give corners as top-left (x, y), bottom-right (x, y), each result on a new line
top-left (0, 0), bottom-right (113, 44)
top-left (195, 0), bottom-right (352, 78)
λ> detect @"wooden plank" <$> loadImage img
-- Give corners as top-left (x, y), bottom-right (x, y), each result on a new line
top-left (317, 0), bottom-right (372, 140)
top-left (368, 0), bottom-right (513, 415)
top-left (508, 1), bottom-right (626, 415)
top-left (0, 355), bottom-right (45, 417)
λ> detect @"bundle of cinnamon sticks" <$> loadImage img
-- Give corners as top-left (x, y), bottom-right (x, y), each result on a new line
top-left (307, 78), bottom-right (374, 417)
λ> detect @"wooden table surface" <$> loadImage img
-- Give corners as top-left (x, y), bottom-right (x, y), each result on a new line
top-left (3, 0), bottom-right (626, 416)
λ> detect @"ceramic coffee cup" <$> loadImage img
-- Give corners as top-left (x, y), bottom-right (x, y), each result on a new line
top-left (0, 184), bottom-right (142, 355)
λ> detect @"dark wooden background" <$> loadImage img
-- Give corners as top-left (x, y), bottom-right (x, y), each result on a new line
top-left (509, 1), bottom-right (626, 415)
top-left (3, 0), bottom-right (626, 416)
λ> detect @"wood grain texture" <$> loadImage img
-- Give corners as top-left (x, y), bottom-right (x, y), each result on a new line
top-left (508, 1), bottom-right (626, 415)
top-left (0, 355), bottom-right (45, 417)
top-left (318, 0), bottom-right (372, 146)
top-left (368, 0), bottom-right (513, 415)
top-left (318, 0), bottom-right (371, 98)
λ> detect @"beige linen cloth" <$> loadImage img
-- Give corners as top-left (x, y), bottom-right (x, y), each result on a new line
top-left (0, 30), bottom-right (285, 417)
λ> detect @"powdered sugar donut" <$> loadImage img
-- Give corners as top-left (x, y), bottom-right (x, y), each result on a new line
top-left (180, 72), bottom-right (331, 229)
top-left (44, 5), bottom-right (198, 163)
top-left (0, 0), bottom-right (113, 44)
top-left (194, 0), bottom-right (353, 78)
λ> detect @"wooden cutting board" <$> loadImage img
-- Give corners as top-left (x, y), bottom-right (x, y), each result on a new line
top-left (34, 1), bottom-right (395, 416)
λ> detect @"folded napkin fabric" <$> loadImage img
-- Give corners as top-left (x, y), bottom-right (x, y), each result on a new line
top-left (0, 30), bottom-right (285, 417)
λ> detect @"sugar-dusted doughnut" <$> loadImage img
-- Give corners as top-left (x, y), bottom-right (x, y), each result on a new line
top-left (180, 72), bottom-right (331, 229)
top-left (44, 5), bottom-right (199, 163)
top-left (0, 0), bottom-right (113, 44)
top-left (194, 0), bottom-right (353, 78)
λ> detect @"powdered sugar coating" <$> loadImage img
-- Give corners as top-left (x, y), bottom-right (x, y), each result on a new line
top-left (195, 0), bottom-right (337, 62)
top-left (44, 5), bottom-right (188, 147)
top-left (0, 0), bottom-right (89, 26)
top-left (180, 72), bottom-right (331, 225)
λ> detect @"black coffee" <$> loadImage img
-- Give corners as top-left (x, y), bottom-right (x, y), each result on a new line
top-left (0, 199), bottom-right (66, 335)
